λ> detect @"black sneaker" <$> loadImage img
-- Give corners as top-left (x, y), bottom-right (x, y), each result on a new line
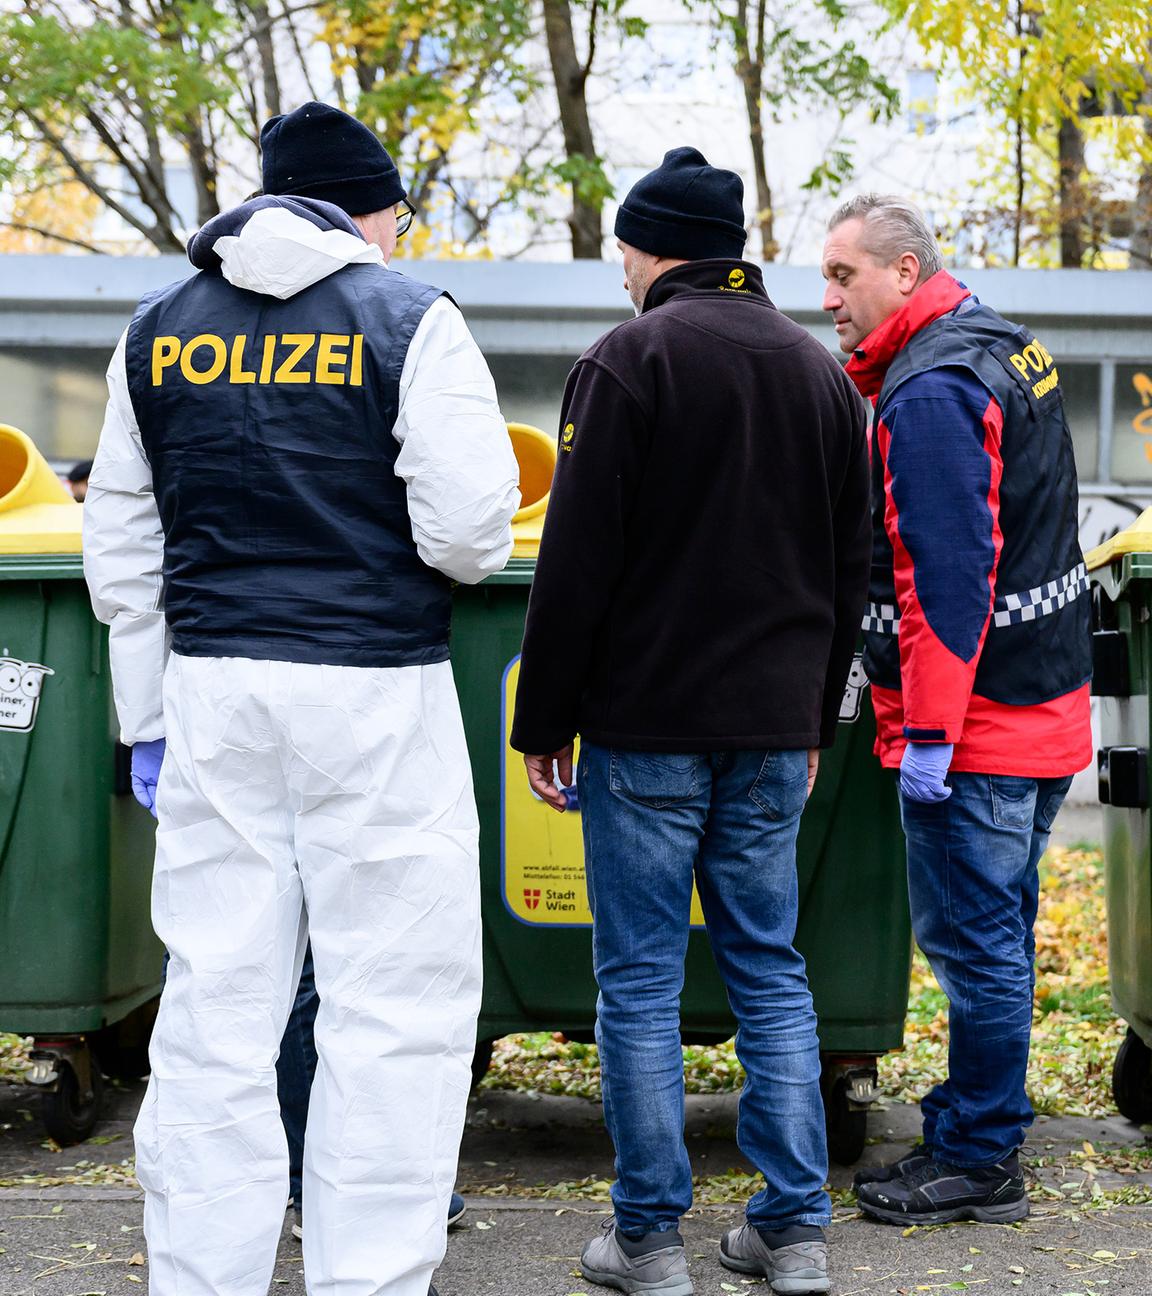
top-left (857, 1155), bottom-right (1028, 1226)
top-left (852, 1144), bottom-right (934, 1190)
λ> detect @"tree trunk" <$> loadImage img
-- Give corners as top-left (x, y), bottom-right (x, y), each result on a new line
top-left (733, 0), bottom-right (773, 259)
top-left (542, 0), bottom-right (602, 259)
top-left (1011, 0), bottom-right (1025, 266)
top-left (246, 0), bottom-right (282, 118)
top-left (1057, 112), bottom-right (1085, 267)
top-left (184, 117), bottom-right (221, 229)
top-left (1132, 65), bottom-right (1152, 269)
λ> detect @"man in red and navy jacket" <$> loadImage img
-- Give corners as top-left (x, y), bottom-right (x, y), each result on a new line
top-left (822, 195), bottom-right (1092, 1228)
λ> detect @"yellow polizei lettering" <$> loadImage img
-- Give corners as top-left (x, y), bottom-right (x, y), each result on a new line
top-left (152, 331), bottom-right (367, 386)
top-left (180, 335), bottom-right (227, 385)
top-left (152, 337), bottom-right (181, 385)
top-left (1022, 343), bottom-right (1045, 372)
top-left (275, 334), bottom-right (315, 383)
top-left (315, 334), bottom-right (350, 385)
top-left (1009, 352), bottom-right (1030, 377)
top-left (259, 335), bottom-right (276, 384)
top-left (229, 335), bottom-right (256, 384)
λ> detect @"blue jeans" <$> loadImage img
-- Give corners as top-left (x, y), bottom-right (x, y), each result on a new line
top-left (901, 772), bottom-right (1072, 1167)
top-left (578, 742), bottom-right (830, 1235)
top-left (276, 944), bottom-right (319, 1206)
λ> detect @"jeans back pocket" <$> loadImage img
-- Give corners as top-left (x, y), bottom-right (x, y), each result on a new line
top-left (749, 749), bottom-right (808, 822)
top-left (989, 775), bottom-right (1037, 830)
top-left (609, 750), bottom-right (702, 808)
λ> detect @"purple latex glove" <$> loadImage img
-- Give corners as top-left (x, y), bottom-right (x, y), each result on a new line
top-left (899, 741), bottom-right (953, 803)
top-left (131, 738), bottom-right (166, 817)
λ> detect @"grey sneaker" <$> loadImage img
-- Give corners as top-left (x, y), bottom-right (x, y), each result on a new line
top-left (580, 1217), bottom-right (694, 1295)
top-left (719, 1224), bottom-right (829, 1295)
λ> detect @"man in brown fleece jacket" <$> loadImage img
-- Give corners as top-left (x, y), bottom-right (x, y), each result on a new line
top-left (511, 148), bottom-right (871, 1296)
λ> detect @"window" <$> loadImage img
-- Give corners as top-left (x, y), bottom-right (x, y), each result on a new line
top-left (1057, 362), bottom-right (1100, 482)
top-left (486, 354), bottom-right (576, 438)
top-left (1112, 364), bottom-right (1152, 483)
top-left (0, 347), bottom-right (111, 466)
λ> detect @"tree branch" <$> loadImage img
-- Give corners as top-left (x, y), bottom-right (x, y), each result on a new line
top-left (3, 221), bottom-right (108, 254)
top-left (580, 0), bottom-right (601, 85)
top-left (21, 109), bottom-right (180, 251)
top-left (83, 107), bottom-right (174, 227)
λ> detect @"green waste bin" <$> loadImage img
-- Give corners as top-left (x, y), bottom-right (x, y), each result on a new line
top-left (455, 426), bottom-right (911, 1164)
top-left (1086, 511), bottom-right (1152, 1124)
top-left (0, 424), bottom-right (162, 1144)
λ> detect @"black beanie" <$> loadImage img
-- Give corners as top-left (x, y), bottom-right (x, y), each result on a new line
top-left (260, 101), bottom-right (406, 216)
top-left (614, 147), bottom-right (746, 261)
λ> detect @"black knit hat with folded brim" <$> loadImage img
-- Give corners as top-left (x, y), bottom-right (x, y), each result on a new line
top-left (614, 147), bottom-right (747, 260)
top-left (260, 101), bottom-right (406, 217)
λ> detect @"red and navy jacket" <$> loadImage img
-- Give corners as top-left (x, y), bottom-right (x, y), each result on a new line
top-left (846, 271), bottom-right (1092, 776)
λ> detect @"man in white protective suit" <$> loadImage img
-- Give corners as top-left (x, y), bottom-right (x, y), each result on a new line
top-left (83, 101), bottom-right (520, 1296)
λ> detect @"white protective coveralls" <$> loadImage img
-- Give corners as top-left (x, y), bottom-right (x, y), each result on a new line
top-left (83, 208), bottom-right (520, 1296)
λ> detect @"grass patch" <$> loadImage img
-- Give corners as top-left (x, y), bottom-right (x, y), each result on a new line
top-left (480, 846), bottom-right (1123, 1119)
top-left (0, 850), bottom-right (1121, 1121)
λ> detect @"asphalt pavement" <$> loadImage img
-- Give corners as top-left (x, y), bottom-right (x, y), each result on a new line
top-left (2, 1075), bottom-right (1150, 1296)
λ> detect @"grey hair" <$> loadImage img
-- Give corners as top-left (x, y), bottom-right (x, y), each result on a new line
top-left (828, 194), bottom-right (944, 283)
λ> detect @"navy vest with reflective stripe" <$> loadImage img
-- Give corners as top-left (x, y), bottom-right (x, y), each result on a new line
top-left (125, 264), bottom-right (451, 668)
top-left (864, 301), bottom-right (1091, 705)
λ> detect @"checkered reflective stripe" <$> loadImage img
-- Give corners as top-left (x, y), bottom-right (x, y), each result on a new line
top-left (992, 562), bottom-right (1087, 628)
top-left (862, 602), bottom-right (900, 635)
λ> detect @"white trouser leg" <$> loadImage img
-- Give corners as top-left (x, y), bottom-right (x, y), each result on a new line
top-left (289, 661), bottom-right (482, 1296)
top-left (136, 654), bottom-right (305, 1296)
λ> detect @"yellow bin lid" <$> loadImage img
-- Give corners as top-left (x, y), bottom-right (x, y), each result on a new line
top-left (0, 421), bottom-right (557, 562)
top-left (508, 422), bottom-right (555, 561)
top-left (0, 424), bottom-right (82, 555)
top-left (1084, 505), bottom-right (1152, 574)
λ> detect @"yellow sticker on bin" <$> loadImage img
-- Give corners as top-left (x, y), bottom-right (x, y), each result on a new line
top-left (501, 655), bottom-right (706, 927)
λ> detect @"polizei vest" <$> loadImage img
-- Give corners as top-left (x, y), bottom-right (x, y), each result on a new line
top-left (125, 265), bottom-right (450, 668)
top-left (863, 301), bottom-right (1091, 705)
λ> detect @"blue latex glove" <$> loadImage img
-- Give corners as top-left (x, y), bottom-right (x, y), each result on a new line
top-left (899, 741), bottom-right (953, 803)
top-left (131, 738), bottom-right (166, 817)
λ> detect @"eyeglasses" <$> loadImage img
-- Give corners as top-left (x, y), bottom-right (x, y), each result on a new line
top-left (396, 200), bottom-right (414, 238)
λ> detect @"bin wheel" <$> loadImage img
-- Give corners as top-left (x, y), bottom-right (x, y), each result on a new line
top-left (41, 1060), bottom-right (104, 1145)
top-left (824, 1075), bottom-right (868, 1166)
top-left (471, 1037), bottom-right (496, 1091)
top-left (1112, 1027), bottom-right (1152, 1124)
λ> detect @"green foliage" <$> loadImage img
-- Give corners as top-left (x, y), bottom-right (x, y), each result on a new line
top-left (800, 143), bottom-right (855, 194)
top-left (0, 6), bottom-right (238, 136)
top-left (321, 0), bottom-right (539, 236)
top-left (0, 2), bottom-right (254, 249)
top-left (882, 0), bottom-right (1150, 129)
top-left (688, 0), bottom-right (900, 251)
top-left (880, 0), bottom-right (1152, 264)
top-left (752, 21), bottom-right (899, 128)
top-left (549, 154), bottom-right (614, 207)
